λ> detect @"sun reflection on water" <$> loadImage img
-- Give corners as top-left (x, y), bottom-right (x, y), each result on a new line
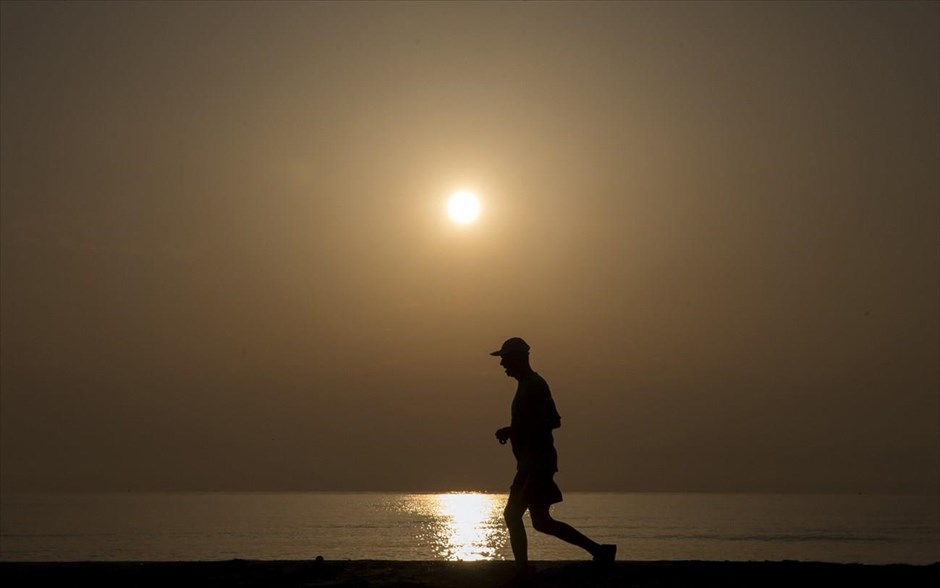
top-left (403, 493), bottom-right (506, 561)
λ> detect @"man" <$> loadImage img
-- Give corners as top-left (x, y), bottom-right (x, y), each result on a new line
top-left (491, 337), bottom-right (616, 570)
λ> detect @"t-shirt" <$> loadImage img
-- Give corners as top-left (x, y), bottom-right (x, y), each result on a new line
top-left (510, 371), bottom-right (562, 473)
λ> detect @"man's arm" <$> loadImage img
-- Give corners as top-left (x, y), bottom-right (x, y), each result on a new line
top-left (519, 375), bottom-right (560, 431)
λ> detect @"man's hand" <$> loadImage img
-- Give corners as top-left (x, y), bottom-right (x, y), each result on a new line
top-left (495, 426), bottom-right (512, 445)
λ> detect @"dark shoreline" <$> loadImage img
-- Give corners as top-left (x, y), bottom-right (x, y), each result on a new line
top-left (2, 560), bottom-right (938, 587)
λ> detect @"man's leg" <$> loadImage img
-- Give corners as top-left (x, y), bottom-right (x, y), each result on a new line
top-left (503, 500), bottom-right (529, 567)
top-left (529, 505), bottom-right (602, 556)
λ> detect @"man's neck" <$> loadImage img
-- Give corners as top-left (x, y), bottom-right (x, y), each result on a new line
top-left (513, 367), bottom-right (535, 381)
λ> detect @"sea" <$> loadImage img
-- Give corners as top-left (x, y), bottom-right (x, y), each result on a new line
top-left (1, 492), bottom-right (937, 564)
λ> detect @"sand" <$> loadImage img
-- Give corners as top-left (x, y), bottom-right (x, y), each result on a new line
top-left (2, 559), bottom-right (937, 587)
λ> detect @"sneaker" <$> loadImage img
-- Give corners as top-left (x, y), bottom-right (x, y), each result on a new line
top-left (593, 543), bottom-right (617, 563)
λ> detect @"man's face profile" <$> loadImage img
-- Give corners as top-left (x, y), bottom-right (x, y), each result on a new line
top-left (499, 353), bottom-right (528, 379)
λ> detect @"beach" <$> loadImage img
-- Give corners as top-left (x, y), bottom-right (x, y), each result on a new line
top-left (2, 560), bottom-right (937, 587)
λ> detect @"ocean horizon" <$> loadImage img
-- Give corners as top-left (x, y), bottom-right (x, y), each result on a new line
top-left (1, 491), bottom-right (937, 565)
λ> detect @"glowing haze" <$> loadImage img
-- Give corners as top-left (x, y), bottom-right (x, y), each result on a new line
top-left (447, 191), bottom-right (481, 225)
top-left (1, 2), bottom-right (937, 494)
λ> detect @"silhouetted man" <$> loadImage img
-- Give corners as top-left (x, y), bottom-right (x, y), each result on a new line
top-left (491, 337), bottom-right (616, 572)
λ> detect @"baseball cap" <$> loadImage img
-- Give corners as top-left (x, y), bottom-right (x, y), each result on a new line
top-left (489, 337), bottom-right (530, 356)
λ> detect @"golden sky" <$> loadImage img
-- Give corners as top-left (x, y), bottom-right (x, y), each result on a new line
top-left (1, 1), bottom-right (937, 493)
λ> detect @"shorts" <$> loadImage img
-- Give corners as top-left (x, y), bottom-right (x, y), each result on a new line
top-left (508, 470), bottom-right (563, 509)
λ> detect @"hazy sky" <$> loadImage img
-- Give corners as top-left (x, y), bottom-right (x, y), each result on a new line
top-left (2, 1), bottom-right (937, 494)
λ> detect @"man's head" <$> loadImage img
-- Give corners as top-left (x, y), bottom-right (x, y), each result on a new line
top-left (490, 337), bottom-right (532, 380)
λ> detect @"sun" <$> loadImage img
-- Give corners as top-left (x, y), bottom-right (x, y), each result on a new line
top-left (447, 191), bottom-right (481, 225)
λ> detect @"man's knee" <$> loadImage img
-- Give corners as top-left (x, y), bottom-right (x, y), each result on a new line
top-left (504, 503), bottom-right (525, 527)
top-left (529, 509), bottom-right (555, 534)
